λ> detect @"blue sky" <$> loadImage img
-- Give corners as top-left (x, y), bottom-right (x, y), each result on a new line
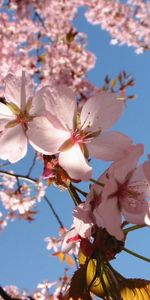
top-left (0, 6), bottom-right (150, 296)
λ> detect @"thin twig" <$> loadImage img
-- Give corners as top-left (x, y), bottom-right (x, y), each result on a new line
top-left (27, 151), bottom-right (37, 177)
top-left (67, 183), bottom-right (82, 206)
top-left (71, 184), bottom-right (87, 197)
top-left (0, 170), bottom-right (37, 185)
top-left (123, 247), bottom-right (150, 263)
top-left (90, 178), bottom-right (105, 187)
top-left (123, 224), bottom-right (147, 234)
top-left (44, 195), bottom-right (64, 228)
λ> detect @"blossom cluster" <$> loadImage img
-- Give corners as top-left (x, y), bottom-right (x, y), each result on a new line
top-left (0, 274), bottom-right (70, 300)
top-left (0, 70), bottom-right (150, 243)
top-left (0, 0), bottom-right (96, 96)
top-left (0, 0), bottom-right (150, 95)
top-left (0, 2), bottom-right (150, 297)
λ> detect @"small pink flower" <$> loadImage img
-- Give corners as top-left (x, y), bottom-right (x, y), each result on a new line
top-left (89, 144), bottom-right (150, 240)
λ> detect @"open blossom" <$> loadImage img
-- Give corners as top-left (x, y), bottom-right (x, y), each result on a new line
top-left (0, 71), bottom-right (48, 163)
top-left (89, 144), bottom-right (150, 240)
top-left (27, 85), bottom-right (132, 180)
top-left (72, 145), bottom-right (150, 241)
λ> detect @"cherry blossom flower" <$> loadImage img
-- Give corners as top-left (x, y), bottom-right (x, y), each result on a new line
top-left (60, 228), bottom-right (80, 254)
top-left (27, 86), bottom-right (132, 180)
top-left (88, 144), bottom-right (150, 240)
top-left (45, 236), bottom-right (60, 253)
top-left (0, 71), bottom-right (48, 163)
top-left (37, 281), bottom-right (57, 297)
top-left (73, 202), bottom-right (94, 239)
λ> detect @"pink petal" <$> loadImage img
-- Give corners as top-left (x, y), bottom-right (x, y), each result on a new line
top-left (130, 165), bottom-right (150, 197)
top-left (4, 71), bottom-right (33, 109)
top-left (27, 116), bottom-right (70, 155)
top-left (122, 198), bottom-right (150, 225)
top-left (143, 160), bottom-right (150, 185)
top-left (93, 197), bottom-right (124, 240)
top-left (112, 144), bottom-right (144, 184)
top-left (80, 92), bottom-right (124, 132)
top-left (86, 170), bottom-right (109, 203)
top-left (30, 86), bottom-right (50, 116)
top-left (44, 85), bottom-right (77, 131)
top-left (0, 125), bottom-right (27, 163)
top-left (87, 131), bottom-right (132, 161)
top-left (59, 144), bottom-right (92, 181)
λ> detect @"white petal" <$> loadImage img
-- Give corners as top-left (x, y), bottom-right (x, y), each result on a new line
top-left (59, 144), bottom-right (92, 181)
top-left (0, 103), bottom-right (15, 130)
top-left (0, 103), bottom-right (14, 117)
top-left (80, 92), bottom-right (124, 132)
top-left (4, 71), bottom-right (33, 109)
top-left (73, 203), bottom-right (93, 238)
top-left (87, 131), bottom-right (132, 161)
top-left (0, 125), bottom-right (27, 163)
top-left (61, 228), bottom-right (78, 253)
top-left (44, 85), bottom-right (77, 130)
top-left (27, 116), bottom-right (70, 155)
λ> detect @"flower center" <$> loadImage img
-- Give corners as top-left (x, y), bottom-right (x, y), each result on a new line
top-left (117, 182), bottom-right (140, 201)
top-left (71, 128), bottom-right (88, 144)
top-left (16, 112), bottom-right (33, 125)
top-left (5, 99), bottom-right (34, 130)
top-left (58, 112), bottom-right (101, 155)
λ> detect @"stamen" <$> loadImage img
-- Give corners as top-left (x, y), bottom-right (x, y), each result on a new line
top-left (79, 111), bottom-right (91, 130)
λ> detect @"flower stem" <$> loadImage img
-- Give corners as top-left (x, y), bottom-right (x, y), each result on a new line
top-left (123, 224), bottom-right (147, 234)
top-left (90, 178), bottom-right (105, 187)
top-left (44, 195), bottom-right (64, 228)
top-left (0, 170), bottom-right (37, 185)
top-left (123, 247), bottom-right (150, 263)
top-left (71, 184), bottom-right (87, 197)
top-left (67, 183), bottom-right (82, 206)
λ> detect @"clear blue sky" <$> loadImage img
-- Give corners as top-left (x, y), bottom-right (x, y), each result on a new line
top-left (0, 6), bottom-right (150, 295)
